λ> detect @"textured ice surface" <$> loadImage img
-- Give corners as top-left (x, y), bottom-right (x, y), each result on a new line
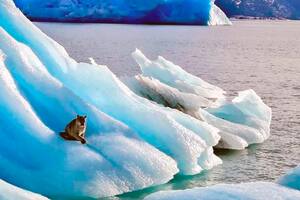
top-left (14, 0), bottom-right (231, 25)
top-left (0, 37), bottom-right (178, 197)
top-left (0, 180), bottom-right (49, 200)
top-left (132, 49), bottom-right (226, 102)
top-left (0, 0), bottom-right (224, 198)
top-left (124, 75), bottom-right (215, 113)
top-left (279, 165), bottom-right (300, 191)
top-left (144, 182), bottom-right (300, 200)
top-left (208, 4), bottom-right (232, 25)
top-left (129, 49), bottom-right (271, 150)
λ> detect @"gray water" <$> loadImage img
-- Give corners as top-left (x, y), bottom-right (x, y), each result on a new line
top-left (37, 20), bottom-right (300, 199)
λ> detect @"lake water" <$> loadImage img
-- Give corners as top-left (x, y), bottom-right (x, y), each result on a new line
top-left (36, 20), bottom-right (300, 199)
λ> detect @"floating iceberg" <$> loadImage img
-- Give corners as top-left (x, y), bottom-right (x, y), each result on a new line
top-left (0, 41), bottom-right (178, 197)
top-left (279, 165), bottom-right (300, 191)
top-left (144, 182), bottom-right (300, 200)
top-left (0, 180), bottom-right (49, 200)
top-left (13, 0), bottom-right (231, 25)
top-left (0, 0), bottom-right (224, 198)
top-left (128, 49), bottom-right (271, 150)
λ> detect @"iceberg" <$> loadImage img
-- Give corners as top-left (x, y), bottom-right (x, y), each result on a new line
top-left (0, 180), bottom-right (49, 200)
top-left (279, 165), bottom-right (300, 191)
top-left (128, 49), bottom-right (271, 150)
top-left (13, 0), bottom-right (231, 25)
top-left (144, 182), bottom-right (300, 200)
top-left (0, 44), bottom-right (178, 197)
top-left (0, 0), bottom-right (224, 198)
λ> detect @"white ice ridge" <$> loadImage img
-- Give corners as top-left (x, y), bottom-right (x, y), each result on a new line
top-left (0, 180), bottom-right (49, 200)
top-left (208, 3), bottom-right (233, 26)
top-left (129, 49), bottom-right (272, 150)
top-left (0, 0), bottom-right (224, 198)
top-left (144, 182), bottom-right (300, 200)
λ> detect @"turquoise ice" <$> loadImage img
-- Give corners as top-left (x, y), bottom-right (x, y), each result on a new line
top-left (279, 165), bottom-right (300, 191)
top-left (144, 182), bottom-right (300, 200)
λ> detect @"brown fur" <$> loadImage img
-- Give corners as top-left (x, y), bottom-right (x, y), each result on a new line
top-left (60, 115), bottom-right (87, 144)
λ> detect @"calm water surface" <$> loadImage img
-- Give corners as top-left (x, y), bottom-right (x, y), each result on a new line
top-left (37, 20), bottom-right (300, 199)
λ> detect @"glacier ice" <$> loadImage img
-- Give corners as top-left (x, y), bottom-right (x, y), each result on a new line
top-left (144, 182), bottom-right (300, 200)
top-left (0, 180), bottom-right (49, 200)
top-left (0, 42), bottom-right (178, 198)
top-left (128, 49), bottom-right (271, 150)
top-left (1, 0), bottom-right (224, 176)
top-left (0, 0), bottom-right (226, 198)
top-left (279, 165), bottom-right (300, 191)
top-left (13, 0), bottom-right (231, 25)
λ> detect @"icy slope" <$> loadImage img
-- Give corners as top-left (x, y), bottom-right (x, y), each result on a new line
top-left (1, 0), bottom-right (223, 176)
top-left (128, 49), bottom-right (271, 150)
top-left (279, 165), bottom-right (300, 191)
top-left (13, 0), bottom-right (231, 25)
top-left (0, 0), bottom-right (224, 198)
top-left (0, 180), bottom-right (49, 200)
top-left (0, 40), bottom-right (178, 198)
top-left (144, 182), bottom-right (300, 200)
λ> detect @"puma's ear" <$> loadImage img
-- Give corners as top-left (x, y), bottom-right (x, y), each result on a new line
top-left (84, 115), bottom-right (87, 119)
top-left (77, 115), bottom-right (80, 118)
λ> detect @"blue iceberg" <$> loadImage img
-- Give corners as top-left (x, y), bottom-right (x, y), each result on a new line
top-left (0, 0), bottom-right (224, 198)
top-left (13, 0), bottom-right (231, 25)
top-left (127, 49), bottom-right (272, 150)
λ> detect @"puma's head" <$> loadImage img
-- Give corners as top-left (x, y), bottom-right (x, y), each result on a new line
top-left (77, 115), bottom-right (87, 126)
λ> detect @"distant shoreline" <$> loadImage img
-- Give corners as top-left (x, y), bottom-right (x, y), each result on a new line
top-left (230, 15), bottom-right (297, 20)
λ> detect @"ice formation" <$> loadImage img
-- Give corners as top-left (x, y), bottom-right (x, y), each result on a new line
top-left (13, 0), bottom-right (231, 25)
top-left (0, 0), bottom-right (224, 198)
top-left (279, 165), bottom-right (300, 191)
top-left (128, 49), bottom-right (272, 150)
top-left (144, 182), bottom-right (300, 200)
top-left (0, 180), bottom-right (49, 200)
top-left (0, 38), bottom-right (178, 197)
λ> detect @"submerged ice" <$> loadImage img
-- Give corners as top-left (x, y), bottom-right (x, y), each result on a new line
top-left (145, 165), bottom-right (300, 200)
top-left (144, 182), bottom-right (300, 200)
top-left (128, 49), bottom-right (272, 150)
top-left (14, 0), bottom-right (231, 25)
top-left (279, 165), bottom-right (300, 191)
